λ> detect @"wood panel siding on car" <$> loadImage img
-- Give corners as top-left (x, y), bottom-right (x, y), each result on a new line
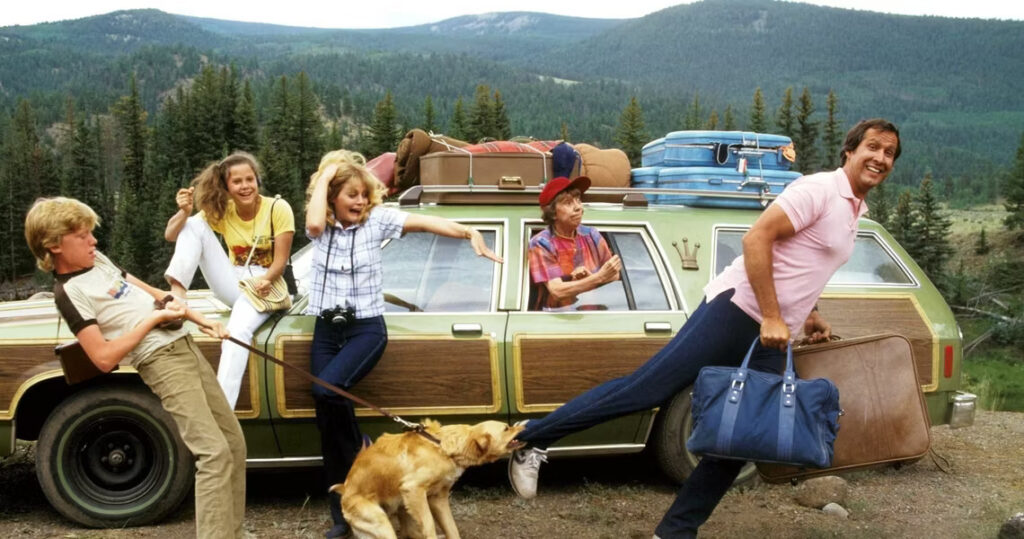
top-left (0, 342), bottom-right (63, 416)
top-left (194, 339), bottom-right (256, 415)
top-left (817, 296), bottom-right (935, 389)
top-left (273, 335), bottom-right (500, 417)
top-left (513, 335), bottom-right (672, 411)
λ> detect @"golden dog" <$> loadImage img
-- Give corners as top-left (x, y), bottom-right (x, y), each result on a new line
top-left (330, 419), bottom-right (524, 539)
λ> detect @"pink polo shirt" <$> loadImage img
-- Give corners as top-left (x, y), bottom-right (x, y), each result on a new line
top-left (703, 168), bottom-right (868, 334)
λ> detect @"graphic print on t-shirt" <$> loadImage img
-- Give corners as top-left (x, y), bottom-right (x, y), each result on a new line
top-left (106, 278), bottom-right (130, 300)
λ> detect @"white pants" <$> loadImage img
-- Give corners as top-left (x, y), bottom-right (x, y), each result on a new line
top-left (165, 215), bottom-right (270, 409)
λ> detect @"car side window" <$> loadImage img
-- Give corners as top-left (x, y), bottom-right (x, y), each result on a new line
top-left (526, 227), bottom-right (671, 311)
top-left (830, 234), bottom-right (915, 285)
top-left (381, 229), bottom-right (498, 312)
top-left (714, 228), bottom-right (916, 286)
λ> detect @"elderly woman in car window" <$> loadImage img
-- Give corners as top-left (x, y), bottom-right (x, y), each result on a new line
top-left (528, 176), bottom-right (622, 311)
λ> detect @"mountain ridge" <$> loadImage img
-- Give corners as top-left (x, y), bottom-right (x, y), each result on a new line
top-left (1, 2), bottom-right (1022, 185)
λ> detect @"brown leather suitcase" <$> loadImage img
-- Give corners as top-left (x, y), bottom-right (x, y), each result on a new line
top-left (419, 150), bottom-right (554, 203)
top-left (420, 151), bottom-right (553, 187)
top-left (756, 334), bottom-right (931, 483)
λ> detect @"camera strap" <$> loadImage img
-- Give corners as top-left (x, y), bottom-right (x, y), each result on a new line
top-left (319, 225), bottom-right (357, 313)
top-left (209, 323), bottom-right (440, 445)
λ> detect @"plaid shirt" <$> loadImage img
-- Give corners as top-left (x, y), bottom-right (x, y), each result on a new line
top-left (304, 207), bottom-right (408, 319)
top-left (529, 225), bottom-right (612, 310)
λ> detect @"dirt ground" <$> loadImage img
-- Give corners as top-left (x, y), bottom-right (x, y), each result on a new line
top-left (1, 410), bottom-right (1021, 538)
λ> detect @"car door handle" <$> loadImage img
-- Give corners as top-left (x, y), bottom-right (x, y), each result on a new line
top-left (644, 322), bottom-right (673, 333)
top-left (451, 323), bottom-right (483, 336)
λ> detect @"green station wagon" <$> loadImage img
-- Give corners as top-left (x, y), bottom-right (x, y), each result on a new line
top-left (0, 184), bottom-right (976, 528)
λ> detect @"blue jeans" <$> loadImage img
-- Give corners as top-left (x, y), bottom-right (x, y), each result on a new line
top-left (310, 315), bottom-right (388, 524)
top-left (517, 289), bottom-right (784, 537)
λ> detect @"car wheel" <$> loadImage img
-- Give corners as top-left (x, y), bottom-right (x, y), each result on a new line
top-left (36, 385), bottom-right (193, 528)
top-left (651, 387), bottom-right (757, 485)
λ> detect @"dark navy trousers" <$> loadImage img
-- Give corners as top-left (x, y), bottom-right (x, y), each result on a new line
top-left (310, 315), bottom-right (388, 525)
top-left (518, 290), bottom-right (784, 537)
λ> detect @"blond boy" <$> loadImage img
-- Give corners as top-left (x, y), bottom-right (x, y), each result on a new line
top-left (25, 197), bottom-right (247, 538)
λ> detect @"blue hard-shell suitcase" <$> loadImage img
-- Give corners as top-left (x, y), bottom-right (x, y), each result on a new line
top-left (656, 167), bottom-right (801, 209)
top-left (642, 131), bottom-right (795, 170)
top-left (630, 166), bottom-right (662, 202)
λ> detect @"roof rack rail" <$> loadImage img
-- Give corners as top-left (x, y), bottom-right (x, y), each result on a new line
top-left (396, 185), bottom-right (780, 207)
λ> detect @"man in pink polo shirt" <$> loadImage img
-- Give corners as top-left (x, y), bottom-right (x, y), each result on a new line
top-left (508, 119), bottom-right (901, 538)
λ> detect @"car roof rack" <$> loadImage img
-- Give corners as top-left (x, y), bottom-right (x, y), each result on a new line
top-left (398, 184), bottom-right (779, 209)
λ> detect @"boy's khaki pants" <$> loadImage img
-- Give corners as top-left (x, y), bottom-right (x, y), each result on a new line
top-left (136, 335), bottom-right (247, 539)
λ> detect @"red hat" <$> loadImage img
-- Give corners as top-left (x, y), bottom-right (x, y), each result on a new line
top-left (539, 176), bottom-right (591, 206)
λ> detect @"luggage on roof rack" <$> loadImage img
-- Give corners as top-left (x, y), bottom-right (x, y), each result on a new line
top-left (656, 167), bottom-right (800, 209)
top-left (642, 130), bottom-right (795, 170)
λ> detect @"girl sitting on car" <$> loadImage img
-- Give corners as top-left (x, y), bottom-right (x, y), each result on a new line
top-left (163, 151), bottom-right (295, 408)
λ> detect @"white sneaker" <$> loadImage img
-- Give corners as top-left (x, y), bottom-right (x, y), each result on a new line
top-left (508, 446), bottom-right (547, 499)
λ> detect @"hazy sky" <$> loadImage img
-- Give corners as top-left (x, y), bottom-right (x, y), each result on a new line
top-left (2, 0), bottom-right (1022, 29)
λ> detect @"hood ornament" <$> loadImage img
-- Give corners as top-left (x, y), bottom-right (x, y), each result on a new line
top-left (673, 238), bottom-right (700, 271)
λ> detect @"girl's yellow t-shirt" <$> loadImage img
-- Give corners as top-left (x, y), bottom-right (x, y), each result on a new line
top-left (200, 195), bottom-right (295, 267)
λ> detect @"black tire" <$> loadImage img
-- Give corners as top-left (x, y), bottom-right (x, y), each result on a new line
top-left (36, 385), bottom-right (193, 528)
top-left (651, 387), bottom-right (758, 486)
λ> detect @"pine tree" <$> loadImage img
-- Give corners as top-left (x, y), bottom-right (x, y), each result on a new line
top-left (326, 122), bottom-right (343, 152)
top-left (58, 97), bottom-right (77, 181)
top-left (891, 190), bottom-right (914, 248)
top-left (868, 181), bottom-right (892, 228)
top-left (684, 94), bottom-right (702, 130)
top-left (493, 90), bottom-right (511, 140)
top-left (705, 109), bottom-right (719, 130)
top-left (369, 90), bottom-right (399, 157)
top-left (469, 84), bottom-right (495, 142)
top-left (91, 118), bottom-right (116, 250)
top-left (723, 105), bottom-right (737, 131)
top-left (262, 75), bottom-right (296, 201)
top-left (822, 90), bottom-right (842, 170)
top-left (422, 95), bottom-right (437, 134)
top-left (1003, 132), bottom-right (1024, 234)
top-left (150, 87), bottom-right (190, 190)
top-left (66, 118), bottom-right (105, 220)
top-left (615, 96), bottom-right (647, 168)
top-left (0, 100), bottom-right (58, 280)
top-left (233, 79), bottom-right (259, 153)
top-left (292, 71), bottom-right (325, 185)
top-left (909, 175), bottom-right (954, 279)
top-left (974, 227), bottom-right (991, 255)
top-left (793, 87), bottom-right (819, 173)
top-left (776, 87), bottom-right (795, 139)
top-left (749, 88), bottom-right (767, 133)
top-left (449, 98), bottom-right (469, 141)
top-left (111, 73), bottom-right (155, 280)
top-left (190, 65), bottom-right (224, 165)
top-left (219, 66), bottom-right (240, 154)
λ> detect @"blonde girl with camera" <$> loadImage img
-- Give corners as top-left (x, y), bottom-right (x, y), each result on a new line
top-left (304, 149), bottom-right (500, 537)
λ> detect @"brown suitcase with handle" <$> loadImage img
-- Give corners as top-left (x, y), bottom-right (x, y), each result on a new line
top-left (756, 333), bottom-right (931, 483)
top-left (418, 150), bottom-right (553, 203)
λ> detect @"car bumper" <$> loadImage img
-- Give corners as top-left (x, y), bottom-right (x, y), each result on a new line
top-left (948, 391), bottom-right (977, 428)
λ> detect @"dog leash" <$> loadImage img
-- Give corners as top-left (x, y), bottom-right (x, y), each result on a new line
top-left (191, 318), bottom-right (441, 445)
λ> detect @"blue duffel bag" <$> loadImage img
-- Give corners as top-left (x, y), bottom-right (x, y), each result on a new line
top-left (687, 339), bottom-right (841, 468)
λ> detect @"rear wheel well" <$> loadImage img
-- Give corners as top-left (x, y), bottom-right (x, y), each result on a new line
top-left (14, 375), bottom-right (147, 441)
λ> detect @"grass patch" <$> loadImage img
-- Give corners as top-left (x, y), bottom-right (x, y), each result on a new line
top-left (963, 356), bottom-right (1024, 412)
